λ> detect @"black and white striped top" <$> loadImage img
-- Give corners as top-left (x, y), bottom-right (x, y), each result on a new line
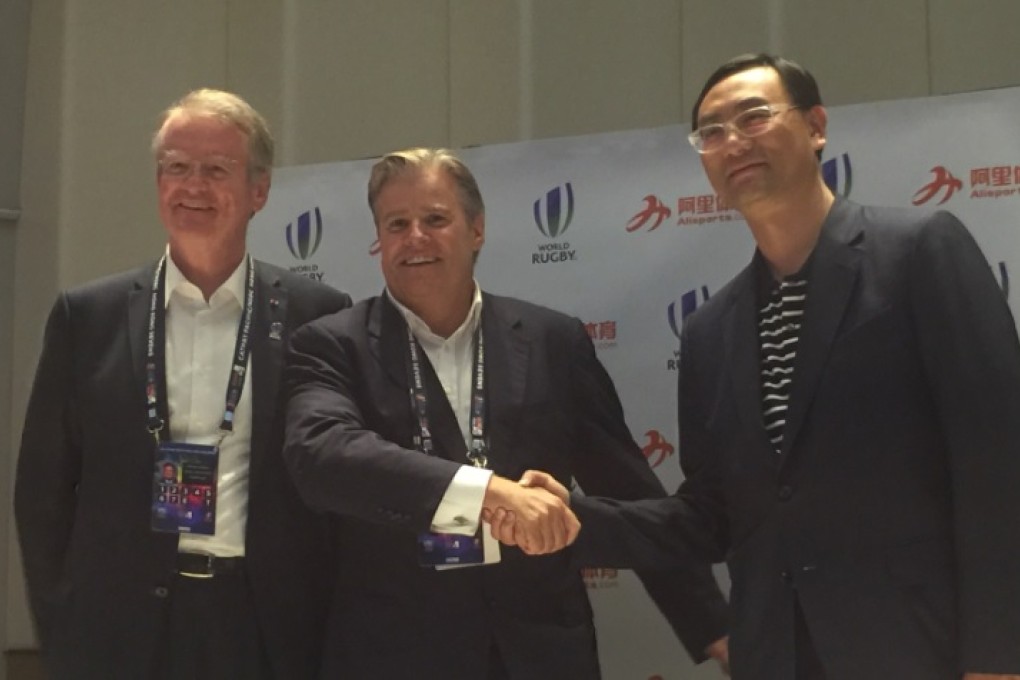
top-left (759, 277), bottom-right (808, 453)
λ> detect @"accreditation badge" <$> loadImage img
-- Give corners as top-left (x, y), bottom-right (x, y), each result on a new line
top-left (418, 529), bottom-right (501, 569)
top-left (151, 442), bottom-right (218, 536)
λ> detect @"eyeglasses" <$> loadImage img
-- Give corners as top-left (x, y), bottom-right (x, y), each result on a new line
top-left (687, 104), bottom-right (801, 154)
top-left (158, 151), bottom-right (241, 181)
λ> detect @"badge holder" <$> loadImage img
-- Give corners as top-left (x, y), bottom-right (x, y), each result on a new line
top-left (151, 442), bottom-right (219, 535)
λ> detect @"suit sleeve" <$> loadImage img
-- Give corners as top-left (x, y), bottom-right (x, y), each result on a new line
top-left (562, 319), bottom-right (728, 662)
top-left (283, 317), bottom-right (464, 532)
top-left (909, 212), bottom-right (1020, 671)
top-left (14, 294), bottom-right (83, 647)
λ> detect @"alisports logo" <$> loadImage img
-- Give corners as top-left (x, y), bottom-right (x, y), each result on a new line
top-left (911, 164), bottom-right (1020, 205)
top-left (532, 183), bottom-right (578, 264)
top-left (822, 153), bottom-right (853, 198)
top-left (666, 285), bottom-right (710, 371)
top-left (284, 207), bottom-right (326, 282)
top-left (642, 430), bottom-right (675, 468)
top-left (912, 166), bottom-right (963, 206)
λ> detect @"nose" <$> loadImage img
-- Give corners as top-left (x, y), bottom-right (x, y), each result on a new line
top-left (721, 124), bottom-right (752, 154)
top-left (407, 219), bottom-right (428, 240)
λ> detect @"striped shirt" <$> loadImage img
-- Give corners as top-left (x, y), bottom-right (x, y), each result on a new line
top-left (759, 276), bottom-right (807, 453)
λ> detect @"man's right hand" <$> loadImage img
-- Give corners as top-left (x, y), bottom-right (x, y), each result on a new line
top-left (481, 474), bottom-right (579, 555)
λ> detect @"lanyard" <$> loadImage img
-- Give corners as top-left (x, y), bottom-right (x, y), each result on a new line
top-left (145, 254), bottom-right (256, 443)
top-left (406, 324), bottom-right (489, 468)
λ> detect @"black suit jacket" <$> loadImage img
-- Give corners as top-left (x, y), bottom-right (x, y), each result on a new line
top-left (15, 259), bottom-right (351, 679)
top-left (284, 292), bottom-right (727, 680)
top-left (573, 199), bottom-right (1020, 678)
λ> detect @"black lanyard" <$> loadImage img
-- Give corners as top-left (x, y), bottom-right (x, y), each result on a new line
top-left (145, 254), bottom-right (256, 443)
top-left (406, 323), bottom-right (489, 468)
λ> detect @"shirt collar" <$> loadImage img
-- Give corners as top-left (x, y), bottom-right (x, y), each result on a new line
top-left (753, 248), bottom-right (812, 307)
top-left (164, 247), bottom-right (249, 309)
top-left (387, 282), bottom-right (483, 346)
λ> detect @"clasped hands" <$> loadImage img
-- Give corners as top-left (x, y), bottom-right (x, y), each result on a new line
top-left (481, 471), bottom-right (576, 555)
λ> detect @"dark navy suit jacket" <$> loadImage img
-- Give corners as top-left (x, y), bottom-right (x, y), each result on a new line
top-left (573, 199), bottom-right (1020, 678)
top-left (16, 260), bottom-right (351, 679)
top-left (284, 292), bottom-right (728, 680)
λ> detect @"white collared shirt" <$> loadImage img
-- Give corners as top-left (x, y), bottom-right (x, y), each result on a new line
top-left (165, 251), bottom-right (252, 557)
top-left (388, 285), bottom-right (492, 536)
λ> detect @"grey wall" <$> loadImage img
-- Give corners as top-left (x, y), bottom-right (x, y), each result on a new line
top-left (7, 0), bottom-right (1020, 653)
top-left (2, 0), bottom-right (33, 672)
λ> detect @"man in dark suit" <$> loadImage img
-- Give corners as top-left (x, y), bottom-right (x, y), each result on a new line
top-left (505, 54), bottom-right (1020, 680)
top-left (15, 89), bottom-right (351, 679)
top-left (283, 147), bottom-right (729, 679)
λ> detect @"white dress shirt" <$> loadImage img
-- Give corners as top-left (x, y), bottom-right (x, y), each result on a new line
top-left (388, 285), bottom-right (492, 536)
top-left (165, 252), bottom-right (252, 557)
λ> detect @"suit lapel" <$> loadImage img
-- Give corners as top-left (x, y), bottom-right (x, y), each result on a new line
top-left (722, 264), bottom-right (775, 456)
top-left (127, 261), bottom-right (166, 434)
top-left (250, 264), bottom-right (289, 476)
top-left (482, 295), bottom-right (529, 471)
top-left (371, 294), bottom-right (408, 388)
top-left (780, 200), bottom-right (863, 461)
top-left (371, 294), bottom-right (468, 462)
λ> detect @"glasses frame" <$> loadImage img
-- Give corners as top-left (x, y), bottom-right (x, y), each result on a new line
top-left (688, 104), bottom-right (802, 154)
top-left (157, 151), bottom-right (243, 182)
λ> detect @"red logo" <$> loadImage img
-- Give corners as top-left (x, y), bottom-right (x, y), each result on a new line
top-left (641, 430), bottom-right (675, 468)
top-left (584, 320), bottom-right (617, 342)
top-left (912, 166), bottom-right (963, 206)
top-left (627, 193), bottom-right (738, 231)
top-left (627, 195), bottom-right (672, 232)
top-left (581, 567), bottom-right (619, 589)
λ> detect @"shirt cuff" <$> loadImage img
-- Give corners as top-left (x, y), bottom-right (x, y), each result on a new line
top-left (430, 465), bottom-right (493, 535)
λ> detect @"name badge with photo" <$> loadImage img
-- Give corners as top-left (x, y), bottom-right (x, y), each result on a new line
top-left (151, 442), bottom-right (218, 536)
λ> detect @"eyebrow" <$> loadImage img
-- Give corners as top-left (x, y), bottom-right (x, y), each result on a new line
top-left (697, 96), bottom-right (771, 126)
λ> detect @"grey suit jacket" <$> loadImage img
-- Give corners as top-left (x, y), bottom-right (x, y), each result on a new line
top-left (284, 292), bottom-right (727, 680)
top-left (573, 199), bottom-right (1020, 679)
top-left (15, 259), bottom-right (351, 679)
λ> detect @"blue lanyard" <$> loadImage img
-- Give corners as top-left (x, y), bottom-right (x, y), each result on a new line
top-left (144, 255), bottom-right (256, 442)
top-left (406, 324), bottom-right (489, 468)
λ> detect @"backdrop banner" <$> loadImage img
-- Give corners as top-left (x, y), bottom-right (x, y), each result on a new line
top-left (249, 86), bottom-right (1019, 680)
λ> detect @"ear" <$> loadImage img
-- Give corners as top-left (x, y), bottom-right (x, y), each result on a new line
top-left (250, 172), bottom-right (271, 213)
top-left (804, 105), bottom-right (828, 153)
top-left (470, 214), bottom-right (485, 253)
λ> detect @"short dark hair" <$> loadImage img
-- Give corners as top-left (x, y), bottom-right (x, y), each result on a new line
top-left (690, 53), bottom-right (822, 130)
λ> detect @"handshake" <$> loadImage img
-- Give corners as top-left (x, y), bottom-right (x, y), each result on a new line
top-left (481, 471), bottom-right (579, 555)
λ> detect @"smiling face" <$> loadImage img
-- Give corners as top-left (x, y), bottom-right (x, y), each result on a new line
top-left (374, 167), bottom-right (484, 315)
top-left (156, 113), bottom-right (269, 260)
top-left (696, 66), bottom-right (826, 212)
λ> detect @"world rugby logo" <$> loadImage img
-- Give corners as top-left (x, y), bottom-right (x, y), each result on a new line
top-left (533, 183), bottom-right (574, 238)
top-left (285, 207), bottom-right (324, 260)
top-left (822, 153), bottom-right (852, 198)
top-left (667, 286), bottom-right (711, 339)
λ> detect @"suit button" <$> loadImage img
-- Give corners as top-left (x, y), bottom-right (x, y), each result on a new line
top-left (780, 570), bottom-right (793, 584)
top-left (777, 485), bottom-right (794, 501)
top-left (153, 586), bottom-right (169, 598)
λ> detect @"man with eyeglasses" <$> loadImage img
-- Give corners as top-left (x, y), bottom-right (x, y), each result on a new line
top-left (15, 89), bottom-right (351, 679)
top-left (496, 54), bottom-right (1020, 679)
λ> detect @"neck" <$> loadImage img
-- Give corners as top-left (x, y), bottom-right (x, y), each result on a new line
top-left (399, 285), bottom-right (474, 339)
top-left (169, 241), bottom-right (245, 300)
top-left (742, 179), bottom-right (834, 279)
